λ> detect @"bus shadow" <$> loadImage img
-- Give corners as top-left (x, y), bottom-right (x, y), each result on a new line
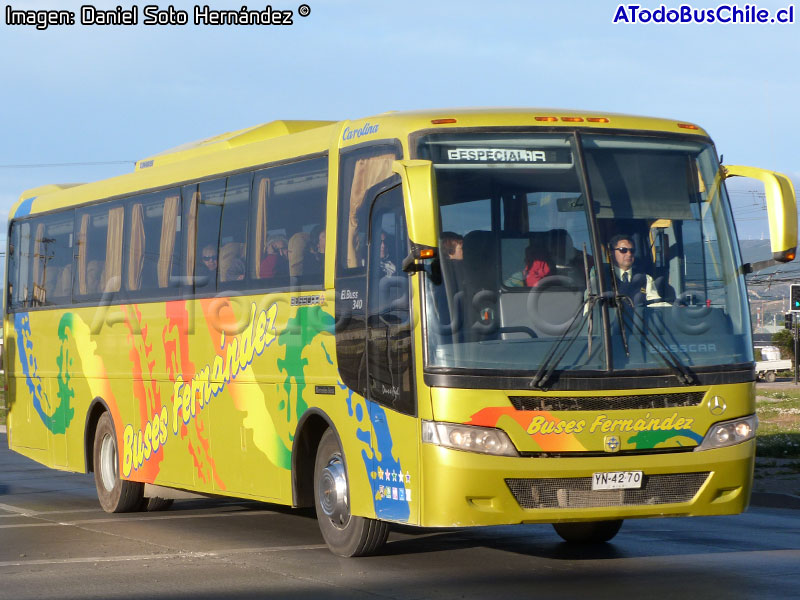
top-left (383, 521), bottom-right (798, 560)
top-left (385, 527), bottom-right (627, 560)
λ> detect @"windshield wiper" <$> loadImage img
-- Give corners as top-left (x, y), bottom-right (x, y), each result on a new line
top-left (603, 240), bottom-right (694, 385)
top-left (531, 247), bottom-right (695, 389)
top-left (530, 245), bottom-right (599, 391)
top-left (615, 298), bottom-right (697, 385)
top-left (529, 295), bottom-right (599, 391)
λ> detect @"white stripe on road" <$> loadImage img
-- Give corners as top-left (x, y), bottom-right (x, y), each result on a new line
top-left (0, 502), bottom-right (33, 516)
top-left (0, 508), bottom-right (282, 528)
top-left (0, 506), bottom-right (100, 518)
top-left (0, 545), bottom-right (327, 567)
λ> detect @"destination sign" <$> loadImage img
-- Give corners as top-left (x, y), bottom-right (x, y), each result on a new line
top-left (446, 148), bottom-right (547, 162)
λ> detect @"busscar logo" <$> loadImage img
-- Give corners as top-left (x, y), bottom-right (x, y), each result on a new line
top-left (291, 294), bottom-right (324, 307)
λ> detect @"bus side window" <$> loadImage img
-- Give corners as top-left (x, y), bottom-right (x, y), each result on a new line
top-left (218, 173), bottom-right (251, 286)
top-left (337, 142), bottom-right (402, 277)
top-left (74, 204), bottom-right (124, 299)
top-left (125, 190), bottom-right (181, 297)
top-left (8, 221), bottom-right (32, 309)
top-left (187, 178), bottom-right (225, 293)
top-left (39, 213), bottom-right (74, 305)
top-left (9, 212), bottom-right (74, 308)
top-left (251, 157), bottom-right (327, 290)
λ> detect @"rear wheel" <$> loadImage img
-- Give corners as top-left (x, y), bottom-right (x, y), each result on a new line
top-left (93, 413), bottom-right (144, 513)
top-left (765, 371), bottom-right (777, 383)
top-left (314, 429), bottom-right (389, 556)
top-left (552, 519), bottom-right (623, 544)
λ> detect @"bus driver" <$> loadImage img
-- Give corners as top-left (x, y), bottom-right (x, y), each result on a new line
top-left (608, 234), bottom-right (663, 305)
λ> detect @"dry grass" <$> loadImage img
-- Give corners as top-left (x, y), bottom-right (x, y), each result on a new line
top-left (756, 389), bottom-right (800, 458)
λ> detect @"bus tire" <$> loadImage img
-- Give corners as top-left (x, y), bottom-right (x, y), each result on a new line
top-left (313, 429), bottom-right (389, 557)
top-left (93, 413), bottom-right (144, 513)
top-left (552, 519), bottom-right (623, 544)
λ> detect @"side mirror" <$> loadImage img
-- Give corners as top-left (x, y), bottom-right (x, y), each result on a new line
top-left (724, 165), bottom-right (797, 263)
top-left (392, 160), bottom-right (439, 248)
top-left (392, 159), bottom-right (440, 272)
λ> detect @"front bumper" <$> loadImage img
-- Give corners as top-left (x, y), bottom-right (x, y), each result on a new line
top-left (419, 439), bottom-right (754, 527)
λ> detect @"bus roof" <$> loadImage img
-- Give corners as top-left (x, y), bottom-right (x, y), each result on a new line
top-left (11, 108), bottom-right (710, 220)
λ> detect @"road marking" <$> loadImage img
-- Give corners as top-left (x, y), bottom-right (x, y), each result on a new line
top-left (0, 545), bottom-right (328, 568)
top-left (199, 545), bottom-right (328, 555)
top-left (68, 508), bottom-right (280, 523)
top-left (0, 507), bottom-right (99, 518)
top-left (0, 502), bottom-right (32, 516)
top-left (0, 523), bottom-right (59, 529)
top-left (0, 509), bottom-right (283, 529)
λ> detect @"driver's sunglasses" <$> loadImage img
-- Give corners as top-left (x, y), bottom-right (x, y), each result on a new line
top-left (614, 247), bottom-right (634, 254)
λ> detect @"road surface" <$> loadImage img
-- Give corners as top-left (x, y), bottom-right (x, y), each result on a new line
top-left (2, 431), bottom-right (799, 600)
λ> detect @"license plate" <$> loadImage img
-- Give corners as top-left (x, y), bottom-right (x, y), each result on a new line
top-left (592, 470), bottom-right (643, 490)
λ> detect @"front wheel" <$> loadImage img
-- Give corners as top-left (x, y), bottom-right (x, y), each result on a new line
top-left (552, 519), bottom-right (623, 544)
top-left (314, 429), bottom-right (389, 556)
top-left (93, 413), bottom-right (144, 513)
top-left (765, 371), bottom-right (777, 383)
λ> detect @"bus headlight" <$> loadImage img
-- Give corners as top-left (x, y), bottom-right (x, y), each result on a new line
top-left (422, 421), bottom-right (519, 457)
top-left (695, 415), bottom-right (758, 451)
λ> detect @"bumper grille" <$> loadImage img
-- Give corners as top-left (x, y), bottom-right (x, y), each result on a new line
top-left (506, 472), bottom-right (710, 509)
top-left (508, 392), bottom-right (706, 412)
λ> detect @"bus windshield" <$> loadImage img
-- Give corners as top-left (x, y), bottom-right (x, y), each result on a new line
top-left (417, 131), bottom-right (752, 376)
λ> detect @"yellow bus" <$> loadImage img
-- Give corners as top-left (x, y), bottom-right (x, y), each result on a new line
top-left (4, 109), bottom-right (796, 556)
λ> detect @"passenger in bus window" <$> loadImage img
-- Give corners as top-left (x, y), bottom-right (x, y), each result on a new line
top-left (306, 225), bottom-right (325, 278)
top-left (225, 260), bottom-right (245, 281)
top-left (441, 232), bottom-right (464, 261)
top-left (220, 242), bottom-right (245, 282)
top-left (288, 232), bottom-right (310, 279)
top-left (379, 231), bottom-right (397, 277)
top-left (53, 264), bottom-right (72, 297)
top-left (197, 244), bottom-right (218, 287)
top-left (87, 260), bottom-right (104, 294)
top-left (259, 235), bottom-right (288, 279)
top-left (504, 241), bottom-right (553, 288)
top-left (608, 234), bottom-right (663, 305)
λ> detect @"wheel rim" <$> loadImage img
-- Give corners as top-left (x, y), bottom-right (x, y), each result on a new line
top-left (318, 454), bottom-right (349, 527)
top-left (99, 433), bottom-right (117, 492)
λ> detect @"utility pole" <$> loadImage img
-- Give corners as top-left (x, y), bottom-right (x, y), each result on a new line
top-left (791, 285), bottom-right (800, 385)
top-left (792, 313), bottom-right (799, 385)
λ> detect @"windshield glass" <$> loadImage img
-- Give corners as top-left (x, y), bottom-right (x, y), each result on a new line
top-left (417, 131), bottom-right (752, 375)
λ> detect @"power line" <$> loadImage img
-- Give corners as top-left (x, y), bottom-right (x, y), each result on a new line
top-left (0, 161), bottom-right (136, 169)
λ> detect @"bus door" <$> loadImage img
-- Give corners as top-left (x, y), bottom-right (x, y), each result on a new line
top-left (364, 184), bottom-right (419, 524)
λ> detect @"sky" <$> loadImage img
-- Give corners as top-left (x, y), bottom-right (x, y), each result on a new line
top-left (1, 0), bottom-right (799, 249)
